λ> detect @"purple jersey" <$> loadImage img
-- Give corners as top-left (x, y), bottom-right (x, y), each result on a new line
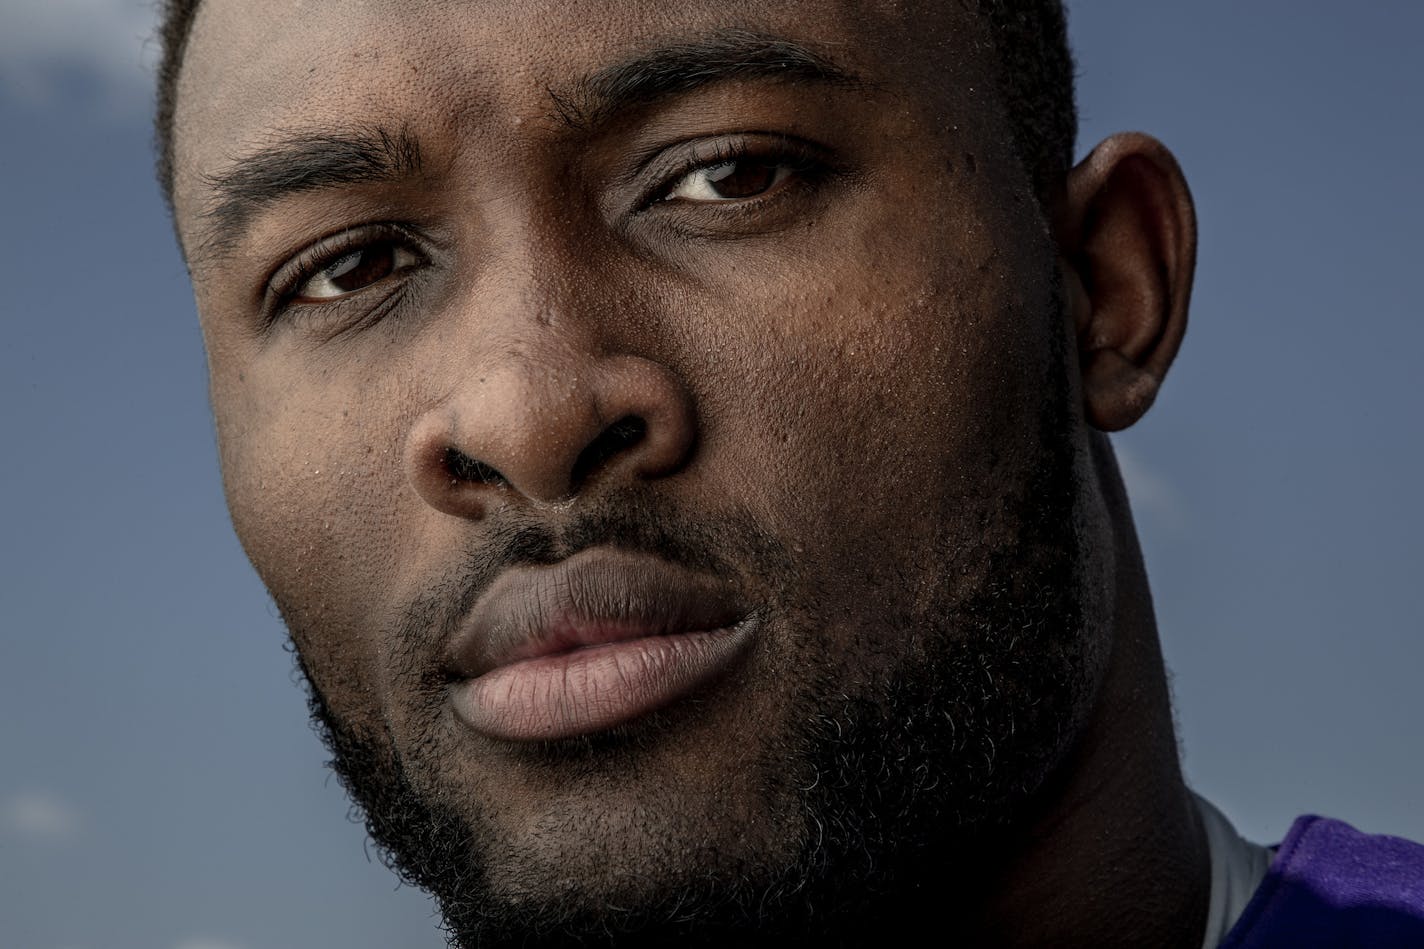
top-left (1220, 815), bottom-right (1424, 947)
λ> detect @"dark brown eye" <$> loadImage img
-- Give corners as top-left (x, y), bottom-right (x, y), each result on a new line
top-left (294, 242), bottom-right (417, 301)
top-left (665, 159), bottom-right (793, 202)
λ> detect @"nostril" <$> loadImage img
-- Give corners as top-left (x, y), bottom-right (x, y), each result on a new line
top-left (570, 415), bottom-right (647, 491)
top-left (444, 447), bottom-right (508, 487)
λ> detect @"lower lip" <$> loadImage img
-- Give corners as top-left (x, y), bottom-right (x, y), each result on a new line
top-left (451, 620), bottom-right (757, 742)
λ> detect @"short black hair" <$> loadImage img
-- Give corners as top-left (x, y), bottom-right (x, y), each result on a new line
top-left (153, 0), bottom-right (1076, 210)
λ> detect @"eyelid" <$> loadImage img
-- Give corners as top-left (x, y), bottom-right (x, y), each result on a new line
top-left (263, 222), bottom-right (426, 317)
top-left (636, 133), bottom-right (836, 209)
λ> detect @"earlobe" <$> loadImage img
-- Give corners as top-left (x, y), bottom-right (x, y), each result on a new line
top-left (1056, 133), bottom-right (1197, 432)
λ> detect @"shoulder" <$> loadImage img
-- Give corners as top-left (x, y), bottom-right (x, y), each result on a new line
top-left (1221, 815), bottom-right (1424, 948)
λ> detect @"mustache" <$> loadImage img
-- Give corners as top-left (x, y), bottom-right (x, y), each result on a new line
top-left (390, 490), bottom-right (791, 667)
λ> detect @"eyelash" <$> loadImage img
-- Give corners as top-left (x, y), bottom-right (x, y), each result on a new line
top-left (264, 223), bottom-right (424, 324)
top-left (259, 136), bottom-right (837, 328)
top-left (643, 134), bottom-right (836, 210)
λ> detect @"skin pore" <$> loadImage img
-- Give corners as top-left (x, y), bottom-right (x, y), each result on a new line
top-left (171, 0), bottom-right (1201, 945)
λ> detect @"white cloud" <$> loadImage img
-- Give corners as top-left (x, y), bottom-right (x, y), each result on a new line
top-left (0, 0), bottom-right (160, 111)
top-left (1115, 442), bottom-right (1185, 527)
top-left (2, 790), bottom-right (82, 841)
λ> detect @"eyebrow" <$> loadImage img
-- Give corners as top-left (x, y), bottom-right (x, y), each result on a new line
top-left (194, 124), bottom-right (422, 264)
top-left (190, 30), bottom-right (862, 264)
top-left (549, 29), bottom-right (866, 130)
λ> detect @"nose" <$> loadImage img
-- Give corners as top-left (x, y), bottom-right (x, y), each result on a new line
top-left (406, 344), bottom-right (696, 517)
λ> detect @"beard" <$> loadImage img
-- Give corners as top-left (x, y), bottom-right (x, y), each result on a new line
top-left (285, 353), bottom-right (1099, 948)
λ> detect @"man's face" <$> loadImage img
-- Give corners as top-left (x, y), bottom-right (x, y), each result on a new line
top-left (174, 0), bottom-right (1113, 941)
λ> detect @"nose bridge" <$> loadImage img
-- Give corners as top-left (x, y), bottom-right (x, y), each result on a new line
top-left (404, 259), bottom-right (696, 516)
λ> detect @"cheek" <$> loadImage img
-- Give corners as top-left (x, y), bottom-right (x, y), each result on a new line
top-left (211, 353), bottom-right (416, 724)
top-left (686, 184), bottom-right (1058, 609)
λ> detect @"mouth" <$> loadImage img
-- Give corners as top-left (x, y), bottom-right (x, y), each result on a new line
top-left (445, 547), bottom-right (760, 742)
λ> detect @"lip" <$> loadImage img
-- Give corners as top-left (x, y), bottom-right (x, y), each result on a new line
top-left (446, 548), bottom-right (758, 741)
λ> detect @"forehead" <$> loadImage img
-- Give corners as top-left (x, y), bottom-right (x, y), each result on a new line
top-left (171, 0), bottom-right (994, 224)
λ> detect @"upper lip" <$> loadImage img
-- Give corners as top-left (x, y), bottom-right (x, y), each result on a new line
top-left (445, 547), bottom-right (750, 679)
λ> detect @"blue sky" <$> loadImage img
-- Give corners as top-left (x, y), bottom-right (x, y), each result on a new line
top-left (1, 2), bottom-right (1421, 947)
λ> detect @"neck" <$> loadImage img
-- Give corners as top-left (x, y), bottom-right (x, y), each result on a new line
top-left (980, 439), bottom-right (1210, 948)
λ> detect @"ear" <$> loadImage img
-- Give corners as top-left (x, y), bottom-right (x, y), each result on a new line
top-left (1054, 133), bottom-right (1196, 432)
